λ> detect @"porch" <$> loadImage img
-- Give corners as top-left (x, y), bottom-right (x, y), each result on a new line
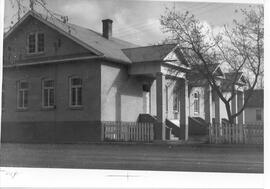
top-left (107, 54), bottom-right (190, 141)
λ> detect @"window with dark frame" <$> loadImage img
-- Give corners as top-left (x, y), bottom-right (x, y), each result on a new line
top-left (70, 77), bottom-right (82, 107)
top-left (17, 81), bottom-right (28, 109)
top-left (42, 79), bottom-right (55, 108)
top-left (194, 92), bottom-right (199, 114)
top-left (28, 32), bottom-right (44, 53)
top-left (28, 34), bottom-right (36, 53)
top-left (38, 33), bottom-right (45, 52)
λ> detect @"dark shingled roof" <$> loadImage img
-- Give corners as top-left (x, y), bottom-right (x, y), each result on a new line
top-left (4, 11), bottom-right (190, 66)
top-left (224, 72), bottom-right (244, 83)
top-left (245, 89), bottom-right (264, 108)
top-left (5, 11), bottom-right (139, 64)
top-left (187, 63), bottom-right (222, 86)
top-left (221, 72), bottom-right (246, 91)
top-left (191, 63), bottom-right (221, 74)
top-left (122, 44), bottom-right (177, 63)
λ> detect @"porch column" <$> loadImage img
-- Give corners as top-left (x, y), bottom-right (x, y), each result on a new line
top-left (204, 85), bottom-right (213, 124)
top-left (179, 79), bottom-right (189, 141)
top-left (237, 91), bottom-right (245, 124)
top-left (214, 90), bottom-right (221, 125)
top-left (232, 92), bottom-right (238, 124)
top-left (156, 72), bottom-right (166, 140)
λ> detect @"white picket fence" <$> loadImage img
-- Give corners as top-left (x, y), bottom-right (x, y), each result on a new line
top-left (101, 121), bottom-right (154, 142)
top-left (209, 123), bottom-right (263, 144)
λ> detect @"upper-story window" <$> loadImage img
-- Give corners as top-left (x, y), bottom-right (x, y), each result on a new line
top-left (28, 32), bottom-right (44, 54)
top-left (69, 77), bottom-right (82, 107)
top-left (17, 81), bottom-right (29, 109)
top-left (42, 79), bottom-right (55, 108)
top-left (194, 91), bottom-right (200, 114)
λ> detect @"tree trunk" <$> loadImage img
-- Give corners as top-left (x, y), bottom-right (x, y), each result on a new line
top-left (225, 102), bottom-right (234, 124)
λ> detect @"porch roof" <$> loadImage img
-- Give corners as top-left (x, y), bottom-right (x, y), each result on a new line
top-left (122, 44), bottom-right (189, 66)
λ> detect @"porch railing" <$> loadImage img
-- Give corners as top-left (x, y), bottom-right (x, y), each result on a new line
top-left (209, 123), bottom-right (263, 144)
top-left (101, 121), bottom-right (154, 142)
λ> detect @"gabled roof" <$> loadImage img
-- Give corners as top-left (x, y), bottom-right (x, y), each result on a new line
top-left (122, 44), bottom-right (178, 63)
top-left (190, 63), bottom-right (223, 75)
top-left (245, 89), bottom-right (264, 108)
top-left (187, 63), bottom-right (223, 86)
top-left (224, 72), bottom-right (246, 84)
top-left (220, 72), bottom-right (246, 91)
top-left (4, 11), bottom-right (138, 64)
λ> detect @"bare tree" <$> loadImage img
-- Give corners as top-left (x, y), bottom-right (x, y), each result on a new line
top-left (160, 5), bottom-right (263, 124)
top-left (8, 0), bottom-right (71, 26)
top-left (8, 0), bottom-right (46, 20)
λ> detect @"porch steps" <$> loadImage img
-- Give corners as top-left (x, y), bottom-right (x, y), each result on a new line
top-left (165, 119), bottom-right (180, 138)
top-left (188, 117), bottom-right (209, 135)
top-left (170, 135), bottom-right (179, 141)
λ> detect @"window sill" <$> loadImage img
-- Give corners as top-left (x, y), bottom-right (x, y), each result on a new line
top-left (26, 51), bottom-right (45, 57)
top-left (16, 108), bottom-right (29, 112)
top-left (69, 106), bottom-right (84, 110)
top-left (41, 106), bottom-right (56, 111)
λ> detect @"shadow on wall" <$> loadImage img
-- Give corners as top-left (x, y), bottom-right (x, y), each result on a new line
top-left (109, 67), bottom-right (152, 122)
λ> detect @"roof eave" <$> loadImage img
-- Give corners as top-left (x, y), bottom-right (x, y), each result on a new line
top-left (4, 11), bottom-right (104, 57)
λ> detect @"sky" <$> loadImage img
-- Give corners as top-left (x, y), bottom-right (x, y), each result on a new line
top-left (4, 0), bottom-right (261, 45)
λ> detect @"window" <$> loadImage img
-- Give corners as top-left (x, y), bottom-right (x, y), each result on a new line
top-left (256, 109), bottom-right (262, 121)
top-left (28, 32), bottom-right (44, 53)
top-left (173, 91), bottom-right (179, 112)
top-left (17, 81), bottom-right (28, 109)
top-left (37, 33), bottom-right (45, 52)
top-left (28, 34), bottom-right (36, 53)
top-left (194, 92), bottom-right (200, 114)
top-left (70, 77), bottom-right (82, 107)
top-left (42, 79), bottom-right (55, 108)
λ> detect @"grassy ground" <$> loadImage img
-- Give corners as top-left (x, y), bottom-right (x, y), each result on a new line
top-left (0, 143), bottom-right (263, 173)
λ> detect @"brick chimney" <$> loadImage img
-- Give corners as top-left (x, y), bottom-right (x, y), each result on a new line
top-left (102, 19), bottom-right (113, 39)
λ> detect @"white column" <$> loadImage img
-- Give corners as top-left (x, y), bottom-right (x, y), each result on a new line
top-left (179, 79), bottom-right (189, 140)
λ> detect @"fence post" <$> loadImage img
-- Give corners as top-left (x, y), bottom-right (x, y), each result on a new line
top-left (240, 124), bottom-right (243, 144)
top-left (235, 124), bottom-right (238, 144)
top-left (101, 122), bottom-right (104, 141)
top-left (225, 123), bottom-right (228, 144)
top-left (214, 123), bottom-right (217, 144)
top-left (209, 124), bottom-right (211, 144)
top-left (150, 123), bottom-right (154, 141)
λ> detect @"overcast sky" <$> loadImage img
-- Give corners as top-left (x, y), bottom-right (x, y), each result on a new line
top-left (4, 0), bottom-right (260, 46)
